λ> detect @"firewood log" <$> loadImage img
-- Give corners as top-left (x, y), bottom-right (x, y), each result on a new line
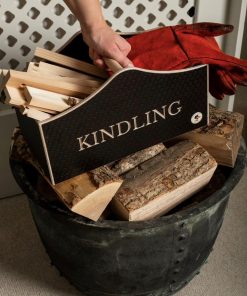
top-left (54, 166), bottom-right (123, 221)
top-left (11, 129), bottom-right (123, 221)
top-left (110, 143), bottom-right (166, 175)
top-left (175, 105), bottom-right (244, 167)
top-left (111, 140), bottom-right (217, 221)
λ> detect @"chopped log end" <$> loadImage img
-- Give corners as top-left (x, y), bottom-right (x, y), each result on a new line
top-left (198, 105), bottom-right (244, 139)
top-left (175, 105), bottom-right (244, 167)
top-left (71, 181), bottom-right (123, 221)
top-left (112, 140), bottom-right (217, 221)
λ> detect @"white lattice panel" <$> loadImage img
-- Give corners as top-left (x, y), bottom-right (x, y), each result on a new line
top-left (0, 0), bottom-right (195, 71)
top-left (0, 0), bottom-right (80, 70)
top-left (101, 0), bottom-right (195, 32)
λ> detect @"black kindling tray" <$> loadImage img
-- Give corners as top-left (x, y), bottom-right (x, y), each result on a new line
top-left (16, 40), bottom-right (209, 184)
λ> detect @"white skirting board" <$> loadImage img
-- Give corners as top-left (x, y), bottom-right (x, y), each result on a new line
top-left (0, 109), bottom-right (22, 198)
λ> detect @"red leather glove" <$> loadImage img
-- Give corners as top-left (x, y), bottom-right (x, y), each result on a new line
top-left (127, 23), bottom-right (247, 100)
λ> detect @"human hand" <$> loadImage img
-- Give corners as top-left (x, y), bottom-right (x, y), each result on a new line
top-left (81, 23), bottom-right (134, 69)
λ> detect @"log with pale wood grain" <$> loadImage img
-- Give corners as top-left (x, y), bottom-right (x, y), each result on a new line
top-left (54, 166), bottom-right (123, 221)
top-left (11, 128), bottom-right (170, 221)
top-left (111, 140), bottom-right (217, 221)
top-left (11, 129), bottom-right (123, 221)
top-left (174, 105), bottom-right (244, 167)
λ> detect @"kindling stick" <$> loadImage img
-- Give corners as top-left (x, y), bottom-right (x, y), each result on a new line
top-left (34, 47), bottom-right (108, 79)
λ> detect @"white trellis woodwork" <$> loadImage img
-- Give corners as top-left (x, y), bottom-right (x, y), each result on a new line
top-left (0, 0), bottom-right (195, 71)
top-left (101, 0), bottom-right (195, 32)
top-left (0, 0), bottom-right (80, 71)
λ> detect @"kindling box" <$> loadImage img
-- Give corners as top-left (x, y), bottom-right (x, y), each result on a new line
top-left (17, 65), bottom-right (209, 184)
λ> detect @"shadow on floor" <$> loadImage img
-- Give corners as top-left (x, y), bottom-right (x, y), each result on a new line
top-left (0, 195), bottom-right (82, 295)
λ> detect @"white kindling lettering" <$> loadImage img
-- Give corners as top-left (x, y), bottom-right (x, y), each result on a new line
top-left (77, 100), bottom-right (183, 151)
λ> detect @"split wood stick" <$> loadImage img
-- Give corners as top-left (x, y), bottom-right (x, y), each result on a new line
top-left (4, 86), bottom-right (26, 105)
top-left (20, 106), bottom-right (52, 121)
top-left (26, 62), bottom-right (39, 73)
top-left (34, 47), bottom-right (108, 79)
top-left (111, 140), bottom-right (217, 221)
top-left (5, 70), bottom-right (95, 98)
top-left (11, 130), bottom-right (123, 221)
top-left (110, 143), bottom-right (166, 175)
top-left (28, 62), bottom-right (105, 83)
top-left (23, 86), bottom-right (82, 112)
top-left (27, 63), bottom-right (103, 88)
top-left (30, 105), bottom-right (58, 115)
top-left (175, 105), bottom-right (244, 167)
top-left (4, 86), bottom-right (57, 114)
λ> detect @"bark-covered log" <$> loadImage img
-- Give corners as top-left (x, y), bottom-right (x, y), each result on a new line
top-left (110, 143), bottom-right (166, 175)
top-left (111, 140), bottom-right (217, 221)
top-left (175, 105), bottom-right (244, 167)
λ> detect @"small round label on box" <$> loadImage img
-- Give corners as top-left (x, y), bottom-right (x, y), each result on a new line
top-left (191, 112), bottom-right (203, 124)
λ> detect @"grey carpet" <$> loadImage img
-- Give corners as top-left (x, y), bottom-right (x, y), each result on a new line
top-left (0, 169), bottom-right (246, 296)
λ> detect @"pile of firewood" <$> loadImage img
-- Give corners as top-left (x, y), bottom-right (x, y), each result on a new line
top-left (2, 48), bottom-right (244, 222)
top-left (0, 47), bottom-right (111, 121)
top-left (10, 104), bottom-right (244, 222)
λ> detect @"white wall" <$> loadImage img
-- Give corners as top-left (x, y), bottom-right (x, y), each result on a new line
top-left (234, 14), bottom-right (247, 140)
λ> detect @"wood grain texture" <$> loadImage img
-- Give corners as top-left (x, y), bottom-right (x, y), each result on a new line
top-left (28, 62), bottom-right (105, 83)
top-left (4, 86), bottom-right (26, 105)
top-left (5, 70), bottom-right (96, 98)
top-left (112, 140), bottom-right (217, 221)
top-left (27, 64), bottom-right (103, 88)
top-left (11, 129), bottom-right (123, 221)
top-left (23, 86), bottom-right (81, 112)
top-left (103, 58), bottom-right (123, 73)
top-left (176, 105), bottom-right (244, 167)
top-left (54, 165), bottom-right (123, 221)
top-left (110, 143), bottom-right (166, 175)
top-left (34, 47), bottom-right (108, 79)
top-left (20, 106), bottom-right (52, 121)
